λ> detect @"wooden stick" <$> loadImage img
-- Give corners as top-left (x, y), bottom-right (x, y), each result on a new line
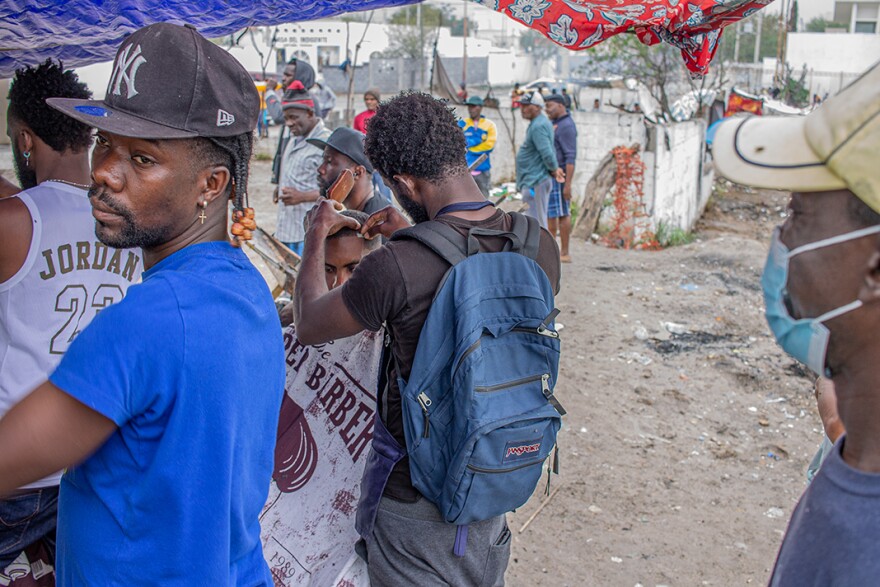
top-left (468, 153), bottom-right (488, 172)
top-left (518, 484), bottom-right (564, 534)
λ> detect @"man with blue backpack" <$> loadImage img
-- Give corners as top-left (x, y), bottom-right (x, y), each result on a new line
top-left (294, 92), bottom-right (564, 585)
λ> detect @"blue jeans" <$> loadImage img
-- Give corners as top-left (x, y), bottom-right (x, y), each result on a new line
top-left (523, 177), bottom-right (553, 229)
top-left (0, 486), bottom-right (59, 569)
top-left (283, 241), bottom-right (304, 256)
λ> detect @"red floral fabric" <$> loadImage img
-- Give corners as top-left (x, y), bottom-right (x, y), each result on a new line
top-left (478, 0), bottom-right (774, 76)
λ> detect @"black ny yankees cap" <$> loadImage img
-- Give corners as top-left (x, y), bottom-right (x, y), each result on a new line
top-left (48, 23), bottom-right (259, 139)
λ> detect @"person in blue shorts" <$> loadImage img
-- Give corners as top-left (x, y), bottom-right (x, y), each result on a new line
top-left (545, 94), bottom-right (577, 263)
top-left (0, 23), bottom-right (284, 585)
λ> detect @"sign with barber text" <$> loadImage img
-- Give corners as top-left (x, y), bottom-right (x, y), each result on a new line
top-left (260, 326), bottom-right (383, 587)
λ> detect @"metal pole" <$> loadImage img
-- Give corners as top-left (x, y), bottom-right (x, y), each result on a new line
top-left (733, 22), bottom-right (741, 62)
top-left (753, 12), bottom-right (763, 64)
top-left (418, 3), bottom-right (424, 89)
top-left (775, 0), bottom-right (789, 84)
top-left (462, 1), bottom-right (469, 90)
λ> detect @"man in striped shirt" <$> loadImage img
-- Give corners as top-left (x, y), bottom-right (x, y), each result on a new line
top-left (275, 82), bottom-right (331, 255)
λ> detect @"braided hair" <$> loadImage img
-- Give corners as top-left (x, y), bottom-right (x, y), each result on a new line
top-left (190, 132), bottom-right (255, 243)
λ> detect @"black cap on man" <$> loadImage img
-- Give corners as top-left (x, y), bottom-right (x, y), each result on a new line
top-left (49, 22), bottom-right (260, 251)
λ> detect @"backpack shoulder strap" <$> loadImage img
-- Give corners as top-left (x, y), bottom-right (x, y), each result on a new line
top-left (509, 212), bottom-right (542, 261)
top-left (393, 212), bottom-right (542, 264)
top-left (392, 221), bottom-right (468, 266)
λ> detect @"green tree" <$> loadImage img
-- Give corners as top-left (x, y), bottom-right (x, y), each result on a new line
top-left (586, 33), bottom-right (731, 120)
top-left (389, 5), bottom-right (460, 29)
top-left (805, 17), bottom-right (849, 32)
top-left (383, 5), bottom-right (461, 61)
top-left (381, 26), bottom-right (438, 59)
top-left (589, 34), bottom-right (684, 118)
top-left (519, 30), bottom-right (558, 74)
top-left (780, 64), bottom-right (810, 107)
top-left (716, 13), bottom-right (782, 64)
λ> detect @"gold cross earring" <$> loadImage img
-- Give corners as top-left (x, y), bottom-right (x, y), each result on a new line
top-left (198, 201), bottom-right (207, 224)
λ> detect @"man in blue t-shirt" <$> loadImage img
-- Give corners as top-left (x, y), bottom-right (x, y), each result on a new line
top-left (713, 62), bottom-right (880, 585)
top-left (545, 93), bottom-right (577, 263)
top-left (0, 24), bottom-right (284, 586)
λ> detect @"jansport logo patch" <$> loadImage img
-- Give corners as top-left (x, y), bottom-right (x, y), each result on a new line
top-left (217, 109), bottom-right (235, 127)
top-left (503, 438), bottom-right (542, 463)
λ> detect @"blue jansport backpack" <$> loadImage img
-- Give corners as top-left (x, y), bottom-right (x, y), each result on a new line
top-left (391, 212), bottom-right (566, 527)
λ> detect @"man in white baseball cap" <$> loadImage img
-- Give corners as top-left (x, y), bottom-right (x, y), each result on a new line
top-left (713, 61), bottom-right (880, 585)
top-left (516, 91), bottom-right (564, 228)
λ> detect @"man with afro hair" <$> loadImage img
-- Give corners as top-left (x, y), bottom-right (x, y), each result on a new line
top-left (0, 59), bottom-right (142, 572)
top-left (294, 92), bottom-right (561, 585)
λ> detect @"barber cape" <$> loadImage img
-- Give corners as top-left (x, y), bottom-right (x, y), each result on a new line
top-left (260, 325), bottom-right (383, 587)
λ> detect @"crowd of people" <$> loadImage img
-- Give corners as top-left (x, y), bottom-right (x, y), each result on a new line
top-left (0, 19), bottom-right (878, 587)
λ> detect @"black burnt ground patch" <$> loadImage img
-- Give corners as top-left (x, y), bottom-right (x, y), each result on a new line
top-left (648, 331), bottom-right (742, 355)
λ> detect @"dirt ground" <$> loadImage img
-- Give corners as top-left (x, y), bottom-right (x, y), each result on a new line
top-left (498, 182), bottom-right (821, 587)
top-left (242, 143), bottom-right (818, 587)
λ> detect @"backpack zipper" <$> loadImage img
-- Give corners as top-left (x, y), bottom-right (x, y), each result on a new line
top-left (417, 392), bottom-right (432, 438)
top-left (475, 373), bottom-right (545, 393)
top-left (454, 339), bottom-right (482, 373)
top-left (467, 459), bottom-right (543, 474)
top-left (515, 325), bottom-right (558, 339)
top-left (454, 326), bottom-right (557, 374)
top-left (541, 373), bottom-right (567, 416)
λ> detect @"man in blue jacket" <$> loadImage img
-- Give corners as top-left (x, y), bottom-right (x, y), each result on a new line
top-left (459, 96), bottom-right (497, 197)
top-left (516, 91), bottom-right (564, 228)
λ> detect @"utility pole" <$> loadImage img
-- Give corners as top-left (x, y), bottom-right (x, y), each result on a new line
top-left (417, 3), bottom-right (424, 89)
top-left (775, 0), bottom-right (790, 85)
top-left (753, 12), bottom-right (763, 64)
top-left (733, 21), bottom-right (742, 62)
top-left (462, 0), bottom-right (468, 91)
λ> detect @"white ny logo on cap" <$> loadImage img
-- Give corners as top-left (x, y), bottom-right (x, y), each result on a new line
top-left (109, 44), bottom-right (147, 99)
top-left (217, 109), bottom-right (235, 127)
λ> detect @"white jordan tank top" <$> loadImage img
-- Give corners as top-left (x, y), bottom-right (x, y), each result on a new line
top-left (0, 181), bottom-right (142, 488)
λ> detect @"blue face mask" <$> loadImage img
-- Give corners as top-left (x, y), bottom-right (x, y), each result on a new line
top-left (762, 224), bottom-right (880, 376)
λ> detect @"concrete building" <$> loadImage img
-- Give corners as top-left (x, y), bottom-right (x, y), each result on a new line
top-left (782, 0), bottom-right (880, 96)
top-left (834, 0), bottom-right (880, 33)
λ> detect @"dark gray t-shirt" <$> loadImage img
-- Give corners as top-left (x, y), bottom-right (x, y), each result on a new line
top-left (360, 194), bottom-right (387, 217)
top-left (770, 436), bottom-right (880, 586)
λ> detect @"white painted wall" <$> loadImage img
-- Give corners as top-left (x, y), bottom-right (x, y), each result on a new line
top-left (782, 33), bottom-right (880, 96)
top-left (452, 105), bottom-right (710, 233)
top-left (451, 106), bottom-right (645, 191)
top-left (643, 121), bottom-right (713, 232)
top-left (787, 32), bottom-right (880, 73)
top-left (487, 50), bottom-right (534, 86)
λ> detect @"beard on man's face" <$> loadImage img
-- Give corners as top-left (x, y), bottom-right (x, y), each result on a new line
top-left (395, 190), bottom-right (430, 224)
top-left (317, 171), bottom-right (338, 199)
top-left (12, 144), bottom-right (37, 190)
top-left (89, 187), bottom-right (169, 249)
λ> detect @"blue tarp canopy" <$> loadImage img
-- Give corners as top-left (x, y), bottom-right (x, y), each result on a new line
top-left (0, 1), bottom-right (418, 78)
